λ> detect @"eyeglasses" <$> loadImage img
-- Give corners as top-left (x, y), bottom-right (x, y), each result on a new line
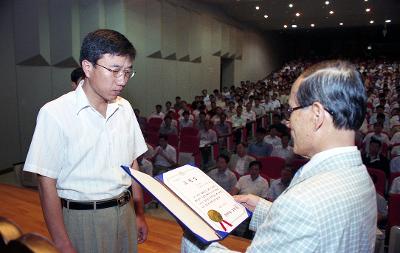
top-left (94, 63), bottom-right (135, 79)
top-left (286, 103), bottom-right (335, 120)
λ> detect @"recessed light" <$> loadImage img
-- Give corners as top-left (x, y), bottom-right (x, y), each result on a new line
top-left (291, 24), bottom-right (297, 28)
top-left (311, 24), bottom-right (315, 27)
top-left (289, 3), bottom-right (293, 8)
top-left (365, 8), bottom-right (370, 12)
top-left (339, 22), bottom-right (343, 26)
top-left (295, 12), bottom-right (301, 17)
top-left (264, 14), bottom-right (269, 19)
top-left (255, 6), bottom-right (260, 10)
top-left (364, 0), bottom-right (368, 2)
top-left (329, 10), bottom-right (334, 15)
top-left (284, 25), bottom-right (288, 28)
top-left (385, 19), bottom-right (391, 23)
top-left (367, 45), bottom-right (372, 50)
top-left (325, 1), bottom-right (329, 5)
top-left (369, 20), bottom-right (374, 24)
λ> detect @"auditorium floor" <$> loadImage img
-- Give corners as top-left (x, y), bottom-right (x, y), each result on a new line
top-left (0, 167), bottom-right (176, 221)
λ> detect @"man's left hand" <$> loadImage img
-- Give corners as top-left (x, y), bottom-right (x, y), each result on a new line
top-left (136, 215), bottom-right (148, 244)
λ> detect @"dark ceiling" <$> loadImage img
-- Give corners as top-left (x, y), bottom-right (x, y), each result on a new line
top-left (200, 0), bottom-right (400, 31)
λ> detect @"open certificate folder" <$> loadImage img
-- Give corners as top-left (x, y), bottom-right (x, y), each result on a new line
top-left (121, 164), bottom-right (251, 244)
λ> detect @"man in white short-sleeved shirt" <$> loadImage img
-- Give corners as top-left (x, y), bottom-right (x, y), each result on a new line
top-left (231, 161), bottom-right (269, 198)
top-left (24, 29), bottom-right (148, 253)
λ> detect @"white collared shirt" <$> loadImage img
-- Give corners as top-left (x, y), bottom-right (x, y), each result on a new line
top-left (24, 81), bottom-right (147, 200)
top-left (299, 146), bottom-right (357, 177)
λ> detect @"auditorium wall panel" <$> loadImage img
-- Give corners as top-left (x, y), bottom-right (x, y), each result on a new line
top-left (0, 0), bottom-right (286, 168)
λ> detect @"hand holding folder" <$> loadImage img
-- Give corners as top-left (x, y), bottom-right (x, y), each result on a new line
top-left (121, 164), bottom-right (252, 244)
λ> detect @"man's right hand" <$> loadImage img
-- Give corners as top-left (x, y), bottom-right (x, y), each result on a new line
top-left (233, 194), bottom-right (260, 212)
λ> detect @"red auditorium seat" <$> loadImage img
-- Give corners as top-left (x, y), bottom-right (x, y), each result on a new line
top-left (148, 117), bottom-right (163, 127)
top-left (388, 194), bottom-right (400, 230)
top-left (167, 134), bottom-right (179, 147)
top-left (258, 156), bottom-right (286, 180)
top-left (146, 131), bottom-right (159, 147)
top-left (180, 127), bottom-right (199, 137)
top-left (367, 167), bottom-right (386, 196)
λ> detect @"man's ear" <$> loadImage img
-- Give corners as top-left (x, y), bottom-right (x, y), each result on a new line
top-left (81, 60), bottom-right (93, 78)
top-left (311, 102), bottom-right (325, 131)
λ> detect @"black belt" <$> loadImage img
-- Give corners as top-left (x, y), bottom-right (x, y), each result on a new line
top-left (61, 188), bottom-right (132, 210)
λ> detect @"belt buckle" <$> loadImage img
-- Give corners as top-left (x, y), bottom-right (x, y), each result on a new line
top-left (117, 192), bottom-right (129, 207)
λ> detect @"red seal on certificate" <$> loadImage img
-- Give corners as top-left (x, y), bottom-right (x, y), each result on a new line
top-left (207, 209), bottom-right (232, 231)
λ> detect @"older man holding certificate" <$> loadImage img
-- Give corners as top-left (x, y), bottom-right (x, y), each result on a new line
top-left (181, 60), bottom-right (377, 253)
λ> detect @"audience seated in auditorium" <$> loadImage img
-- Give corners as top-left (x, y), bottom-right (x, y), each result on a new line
top-left (229, 143), bottom-right (256, 176)
top-left (150, 135), bottom-right (177, 175)
top-left (134, 108), bottom-right (147, 132)
top-left (208, 155), bottom-right (237, 192)
top-left (173, 96), bottom-right (182, 111)
top-left (230, 106), bottom-right (246, 145)
top-left (271, 134), bottom-right (295, 162)
top-left (137, 154), bottom-right (153, 176)
top-left (194, 111), bottom-right (207, 131)
top-left (362, 138), bottom-right (390, 176)
top-left (266, 167), bottom-right (295, 201)
top-left (264, 125), bottom-right (282, 150)
top-left (149, 104), bottom-right (165, 120)
top-left (179, 111), bottom-right (193, 129)
top-left (248, 127), bottom-right (273, 157)
top-left (363, 122), bottom-right (390, 154)
top-left (230, 160), bottom-right (269, 198)
top-left (199, 120), bottom-right (218, 169)
top-left (159, 116), bottom-right (178, 136)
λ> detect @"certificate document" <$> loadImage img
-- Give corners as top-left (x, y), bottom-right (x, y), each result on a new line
top-left (121, 164), bottom-right (251, 243)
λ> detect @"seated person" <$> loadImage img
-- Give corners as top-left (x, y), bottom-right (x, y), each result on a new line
top-left (134, 108), bottom-right (147, 132)
top-left (362, 138), bottom-right (390, 176)
top-left (264, 125), bottom-right (282, 150)
top-left (214, 113), bottom-right (231, 150)
top-left (389, 176), bottom-right (400, 194)
top-left (390, 156), bottom-right (400, 173)
top-left (230, 106), bottom-right (247, 144)
top-left (271, 113), bottom-right (289, 136)
top-left (230, 161), bottom-right (269, 198)
top-left (370, 174), bottom-right (388, 229)
top-left (271, 134), bottom-right (294, 162)
top-left (159, 116), bottom-right (178, 136)
top-left (150, 135), bottom-right (177, 175)
top-left (148, 104), bottom-right (165, 120)
top-left (208, 155), bottom-right (237, 192)
top-left (362, 122), bottom-right (390, 154)
top-left (266, 167), bottom-right (294, 201)
top-left (179, 110), bottom-right (194, 129)
top-left (248, 127), bottom-right (273, 157)
top-left (194, 111), bottom-right (207, 131)
top-left (243, 102), bottom-right (256, 137)
top-left (228, 143), bottom-right (256, 176)
top-left (137, 154), bottom-right (153, 176)
top-left (199, 120), bottom-right (218, 168)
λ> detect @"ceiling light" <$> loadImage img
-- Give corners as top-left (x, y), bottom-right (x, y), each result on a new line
top-left (295, 12), bottom-right (301, 17)
top-left (367, 45), bottom-right (372, 50)
top-left (325, 1), bottom-right (329, 5)
top-left (385, 19), bottom-right (391, 23)
top-left (339, 22), bottom-right (343, 26)
top-left (284, 25), bottom-right (288, 28)
top-left (291, 24), bottom-right (297, 28)
top-left (311, 24), bottom-right (315, 27)
top-left (369, 20), bottom-right (374, 24)
top-left (329, 10), bottom-right (334, 15)
top-left (364, 0), bottom-right (368, 2)
top-left (365, 8), bottom-right (370, 12)
top-left (264, 14), bottom-right (268, 19)
top-left (289, 3), bottom-right (293, 8)
top-left (255, 6), bottom-right (260, 10)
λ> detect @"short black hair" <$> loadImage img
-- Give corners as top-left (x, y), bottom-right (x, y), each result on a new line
top-left (296, 60), bottom-right (367, 130)
top-left (217, 154), bottom-right (230, 163)
top-left (256, 127), bottom-right (267, 135)
top-left (80, 29), bottom-right (136, 65)
top-left (370, 137), bottom-right (382, 147)
top-left (70, 67), bottom-right (85, 83)
top-left (249, 160), bottom-right (262, 170)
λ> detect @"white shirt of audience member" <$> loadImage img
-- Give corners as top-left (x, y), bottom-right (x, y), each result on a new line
top-left (390, 176), bottom-right (400, 194)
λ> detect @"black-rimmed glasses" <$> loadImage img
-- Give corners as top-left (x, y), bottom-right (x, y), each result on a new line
top-left (95, 63), bottom-right (135, 79)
